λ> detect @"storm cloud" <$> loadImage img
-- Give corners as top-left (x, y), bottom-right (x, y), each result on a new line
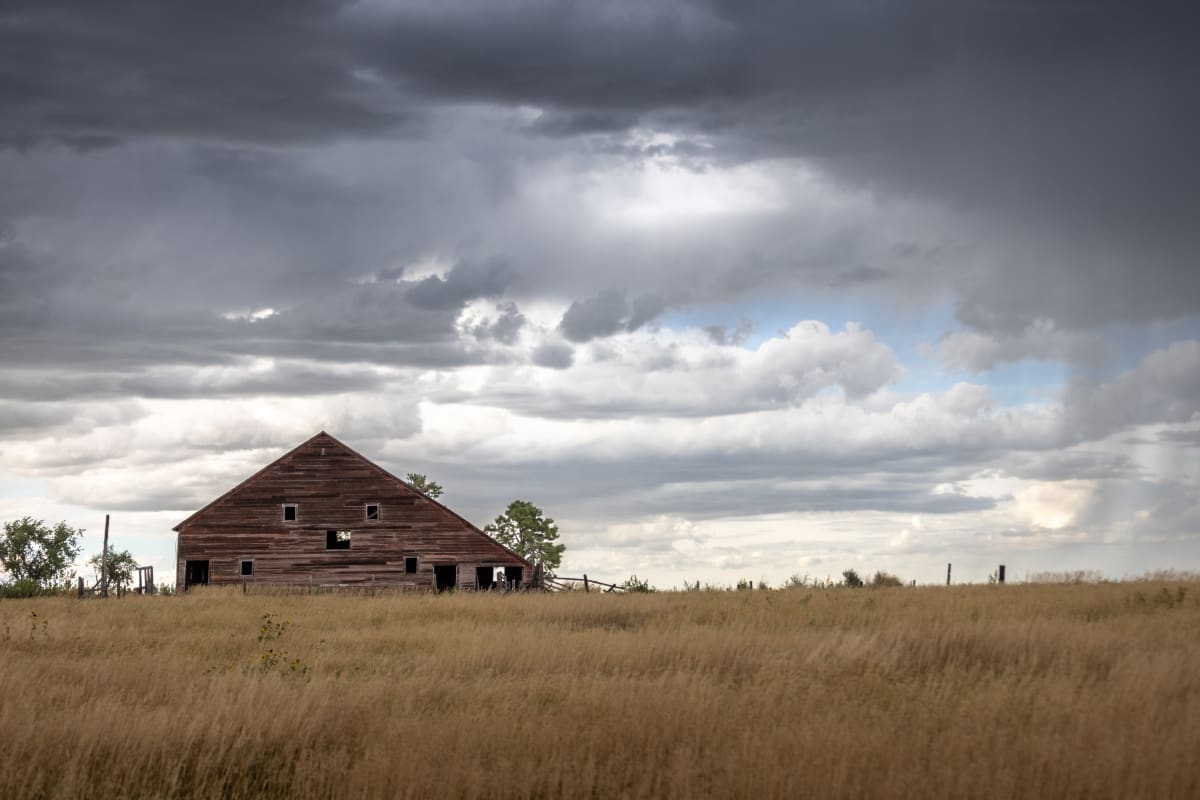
top-left (1, 1), bottom-right (1198, 585)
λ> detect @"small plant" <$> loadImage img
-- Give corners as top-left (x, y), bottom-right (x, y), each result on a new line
top-left (735, 578), bottom-right (754, 591)
top-left (257, 612), bottom-right (290, 643)
top-left (1123, 587), bottom-right (1187, 611)
top-left (620, 574), bottom-right (654, 593)
top-left (29, 610), bottom-right (48, 640)
top-left (785, 573), bottom-right (811, 589)
top-left (221, 613), bottom-right (309, 678)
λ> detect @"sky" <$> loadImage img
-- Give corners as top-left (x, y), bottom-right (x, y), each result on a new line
top-left (1, 1), bottom-right (1198, 589)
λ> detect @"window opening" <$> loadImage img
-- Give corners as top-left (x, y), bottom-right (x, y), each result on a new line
top-left (283, 504), bottom-right (297, 521)
top-left (326, 529), bottom-right (351, 550)
top-left (241, 560), bottom-right (253, 576)
top-left (365, 504), bottom-right (380, 520)
top-left (404, 556), bottom-right (418, 574)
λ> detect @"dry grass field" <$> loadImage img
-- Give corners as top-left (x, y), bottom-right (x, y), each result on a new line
top-left (2, 580), bottom-right (1198, 799)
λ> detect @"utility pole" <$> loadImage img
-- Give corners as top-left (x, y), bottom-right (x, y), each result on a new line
top-left (101, 514), bottom-right (110, 597)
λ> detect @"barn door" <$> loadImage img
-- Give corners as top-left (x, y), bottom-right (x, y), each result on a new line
top-left (434, 564), bottom-right (457, 592)
top-left (184, 559), bottom-right (209, 589)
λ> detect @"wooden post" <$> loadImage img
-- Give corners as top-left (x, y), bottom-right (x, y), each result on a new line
top-left (998, 565), bottom-right (1006, 584)
top-left (946, 562), bottom-right (952, 586)
top-left (242, 576), bottom-right (247, 595)
top-left (101, 514), bottom-right (110, 598)
top-left (77, 576), bottom-right (84, 599)
top-left (583, 574), bottom-right (590, 592)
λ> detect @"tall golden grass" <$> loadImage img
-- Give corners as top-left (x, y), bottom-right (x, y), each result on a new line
top-left (2, 581), bottom-right (1198, 799)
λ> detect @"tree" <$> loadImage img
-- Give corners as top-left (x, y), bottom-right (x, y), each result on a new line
top-left (484, 500), bottom-right (565, 576)
top-left (0, 517), bottom-right (83, 591)
top-left (405, 473), bottom-right (444, 500)
top-left (88, 548), bottom-right (138, 595)
top-left (841, 568), bottom-right (864, 588)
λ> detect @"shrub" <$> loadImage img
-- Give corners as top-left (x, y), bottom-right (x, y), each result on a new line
top-left (870, 571), bottom-right (904, 588)
top-left (620, 574), bottom-right (654, 593)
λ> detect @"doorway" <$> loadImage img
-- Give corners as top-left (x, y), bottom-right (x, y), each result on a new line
top-left (184, 559), bottom-right (209, 589)
top-left (476, 566), bottom-right (495, 591)
top-left (434, 564), bottom-right (457, 592)
top-left (505, 566), bottom-right (523, 590)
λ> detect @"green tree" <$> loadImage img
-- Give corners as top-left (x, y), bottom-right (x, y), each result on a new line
top-left (405, 473), bottom-right (444, 500)
top-left (0, 517), bottom-right (83, 591)
top-left (484, 500), bottom-right (565, 575)
top-left (88, 548), bottom-right (139, 594)
top-left (841, 568), bottom-right (864, 588)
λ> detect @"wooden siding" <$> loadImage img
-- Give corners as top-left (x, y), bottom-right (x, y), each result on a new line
top-left (174, 432), bottom-right (529, 591)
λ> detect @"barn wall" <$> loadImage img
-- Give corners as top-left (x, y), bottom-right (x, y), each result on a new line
top-left (175, 433), bottom-right (528, 591)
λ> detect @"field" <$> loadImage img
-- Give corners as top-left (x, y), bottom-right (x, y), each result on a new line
top-left (2, 581), bottom-right (1198, 799)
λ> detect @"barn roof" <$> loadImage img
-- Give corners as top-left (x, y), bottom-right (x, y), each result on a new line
top-left (172, 430), bottom-right (532, 568)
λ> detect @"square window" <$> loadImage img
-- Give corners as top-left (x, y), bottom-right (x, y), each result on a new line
top-left (326, 529), bottom-right (351, 550)
top-left (283, 504), bottom-right (297, 521)
top-left (240, 560), bottom-right (253, 576)
top-left (365, 504), bottom-right (379, 520)
top-left (405, 556), bottom-right (418, 574)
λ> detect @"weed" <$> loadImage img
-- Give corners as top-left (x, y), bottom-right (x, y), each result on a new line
top-left (28, 610), bottom-right (47, 641)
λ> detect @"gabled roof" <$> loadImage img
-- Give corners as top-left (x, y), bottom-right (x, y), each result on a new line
top-left (172, 430), bottom-right (532, 567)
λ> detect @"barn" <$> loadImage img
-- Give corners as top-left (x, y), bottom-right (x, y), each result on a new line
top-left (173, 431), bottom-right (532, 592)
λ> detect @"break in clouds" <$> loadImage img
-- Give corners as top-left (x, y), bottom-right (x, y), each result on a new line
top-left (1, 1), bottom-right (1198, 585)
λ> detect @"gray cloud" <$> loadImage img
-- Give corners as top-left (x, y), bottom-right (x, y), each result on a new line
top-left (1062, 341), bottom-right (1200, 441)
top-left (466, 301), bottom-right (526, 345)
top-left (559, 290), bottom-right (665, 343)
top-left (404, 259), bottom-right (515, 311)
top-left (531, 341), bottom-right (575, 370)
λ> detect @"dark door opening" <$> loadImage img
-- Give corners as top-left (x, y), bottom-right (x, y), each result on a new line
top-left (476, 566), bottom-right (495, 591)
top-left (185, 559), bottom-right (210, 589)
top-left (506, 566), bottom-right (523, 590)
top-left (434, 564), bottom-right (457, 592)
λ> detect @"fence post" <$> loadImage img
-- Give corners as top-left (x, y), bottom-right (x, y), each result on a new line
top-left (242, 576), bottom-right (247, 595)
top-left (998, 565), bottom-right (1006, 584)
top-left (583, 574), bottom-right (590, 592)
top-left (946, 562), bottom-right (952, 586)
top-left (78, 577), bottom-right (84, 599)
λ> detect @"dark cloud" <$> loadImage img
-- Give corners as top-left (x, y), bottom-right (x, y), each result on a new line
top-left (0, 0), bottom-right (411, 146)
top-left (404, 259), bottom-right (515, 311)
top-left (4, 1), bottom-right (1197, 338)
top-left (559, 290), bottom-right (665, 343)
top-left (559, 290), bottom-right (630, 342)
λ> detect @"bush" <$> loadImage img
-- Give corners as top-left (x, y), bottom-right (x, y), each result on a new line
top-left (841, 569), bottom-right (864, 588)
top-left (870, 571), bottom-right (904, 588)
top-left (620, 574), bottom-right (654, 593)
top-left (0, 578), bottom-right (72, 599)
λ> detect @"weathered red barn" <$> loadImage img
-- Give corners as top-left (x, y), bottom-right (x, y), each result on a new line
top-left (173, 431), bottom-right (531, 592)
